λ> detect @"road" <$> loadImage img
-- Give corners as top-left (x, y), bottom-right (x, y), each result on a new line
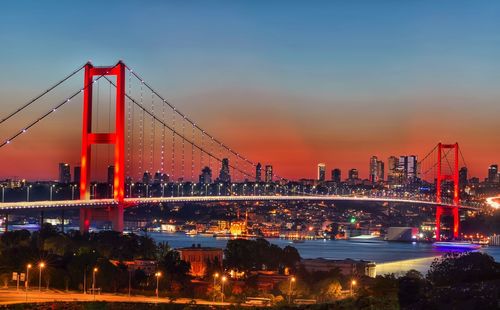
top-left (0, 288), bottom-right (227, 306)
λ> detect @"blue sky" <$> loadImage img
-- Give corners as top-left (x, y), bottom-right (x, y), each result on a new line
top-left (1, 1), bottom-right (500, 179)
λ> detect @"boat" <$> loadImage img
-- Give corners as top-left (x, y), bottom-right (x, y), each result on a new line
top-left (292, 239), bottom-right (305, 244)
top-left (432, 241), bottom-right (481, 250)
top-left (348, 235), bottom-right (385, 243)
top-left (185, 229), bottom-right (197, 236)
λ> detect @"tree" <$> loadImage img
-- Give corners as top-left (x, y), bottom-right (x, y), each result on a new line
top-left (426, 252), bottom-right (500, 286)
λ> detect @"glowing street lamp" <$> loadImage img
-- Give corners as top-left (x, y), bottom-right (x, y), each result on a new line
top-left (50, 184), bottom-right (55, 201)
top-left (288, 276), bottom-right (295, 303)
top-left (221, 276), bottom-right (227, 303)
top-left (213, 272), bottom-right (219, 302)
top-left (92, 267), bottom-right (98, 300)
top-left (350, 279), bottom-right (357, 296)
top-left (155, 272), bottom-right (162, 298)
top-left (27, 185), bottom-right (32, 202)
top-left (38, 262), bottom-right (45, 292)
top-left (25, 264), bottom-right (31, 301)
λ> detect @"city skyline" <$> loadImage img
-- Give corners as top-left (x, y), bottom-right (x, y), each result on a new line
top-left (1, 1), bottom-right (500, 180)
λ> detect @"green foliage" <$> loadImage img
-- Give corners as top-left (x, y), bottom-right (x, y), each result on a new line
top-left (426, 252), bottom-right (500, 286)
top-left (224, 238), bottom-right (300, 272)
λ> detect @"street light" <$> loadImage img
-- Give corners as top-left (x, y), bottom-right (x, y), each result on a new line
top-left (27, 185), bottom-right (32, 202)
top-left (129, 183), bottom-right (134, 198)
top-left (213, 272), bottom-right (219, 302)
top-left (155, 272), bottom-right (162, 299)
top-left (71, 184), bottom-right (77, 200)
top-left (1, 185), bottom-right (4, 202)
top-left (288, 276), bottom-right (295, 304)
top-left (221, 276), bottom-right (227, 303)
top-left (38, 262), bottom-right (45, 292)
top-left (92, 267), bottom-right (98, 300)
top-left (25, 264), bottom-right (31, 301)
top-left (50, 184), bottom-right (55, 201)
top-left (350, 279), bottom-right (357, 296)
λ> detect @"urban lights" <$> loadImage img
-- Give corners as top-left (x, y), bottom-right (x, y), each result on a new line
top-left (221, 276), bottom-right (227, 303)
top-left (350, 279), bottom-right (357, 296)
top-left (92, 267), bottom-right (98, 300)
top-left (288, 276), bottom-right (296, 303)
top-left (38, 262), bottom-right (45, 292)
top-left (213, 272), bottom-right (219, 301)
top-left (155, 272), bottom-right (162, 298)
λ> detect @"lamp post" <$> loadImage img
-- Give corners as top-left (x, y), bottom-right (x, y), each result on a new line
top-left (1, 185), bottom-right (4, 202)
top-left (221, 276), bottom-right (227, 303)
top-left (288, 276), bottom-right (295, 304)
top-left (71, 184), bottom-right (76, 200)
top-left (155, 272), bottom-right (161, 299)
top-left (129, 183), bottom-right (134, 198)
top-left (25, 264), bottom-right (31, 301)
top-left (50, 184), bottom-right (55, 201)
top-left (254, 184), bottom-right (258, 196)
top-left (213, 272), bottom-right (219, 302)
top-left (27, 185), bottom-right (32, 202)
top-left (38, 262), bottom-right (44, 292)
top-left (350, 279), bottom-right (356, 297)
top-left (92, 267), bottom-right (98, 300)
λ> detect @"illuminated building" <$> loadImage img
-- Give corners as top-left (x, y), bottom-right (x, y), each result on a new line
top-left (265, 165), bottom-right (273, 183)
top-left (218, 158), bottom-right (231, 183)
top-left (331, 168), bottom-right (341, 183)
top-left (488, 164), bottom-right (498, 184)
top-left (178, 245), bottom-right (223, 277)
top-left (256, 162), bottom-right (262, 182)
top-left (459, 167), bottom-right (468, 189)
top-left (398, 155), bottom-right (418, 183)
top-left (348, 168), bottom-right (359, 181)
top-left (386, 156), bottom-right (398, 183)
top-left (58, 163), bottom-right (71, 184)
top-left (142, 171), bottom-right (152, 184)
top-left (376, 160), bottom-right (384, 181)
top-left (199, 166), bottom-right (212, 184)
top-left (317, 163), bottom-right (326, 182)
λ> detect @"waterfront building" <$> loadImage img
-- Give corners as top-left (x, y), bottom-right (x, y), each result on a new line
top-left (199, 166), bottom-right (212, 184)
top-left (459, 167), bottom-right (468, 189)
top-left (142, 171), bottom-right (152, 184)
top-left (218, 158), bottom-right (231, 183)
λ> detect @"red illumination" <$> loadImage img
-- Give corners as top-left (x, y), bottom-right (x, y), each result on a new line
top-left (79, 62), bottom-right (125, 232)
top-left (435, 142), bottom-right (460, 241)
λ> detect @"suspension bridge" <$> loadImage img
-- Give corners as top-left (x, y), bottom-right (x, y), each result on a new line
top-left (0, 61), bottom-right (473, 240)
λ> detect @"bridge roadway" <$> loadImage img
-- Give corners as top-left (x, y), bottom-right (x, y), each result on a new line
top-left (0, 195), bottom-right (478, 211)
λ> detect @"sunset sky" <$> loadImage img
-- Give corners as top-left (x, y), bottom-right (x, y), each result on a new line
top-left (1, 1), bottom-right (500, 181)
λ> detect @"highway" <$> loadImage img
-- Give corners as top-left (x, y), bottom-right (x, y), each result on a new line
top-left (0, 288), bottom-right (227, 306)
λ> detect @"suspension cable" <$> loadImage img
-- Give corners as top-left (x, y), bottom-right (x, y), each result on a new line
top-left (0, 63), bottom-right (86, 125)
top-left (103, 76), bottom-right (255, 180)
top-left (0, 70), bottom-right (113, 149)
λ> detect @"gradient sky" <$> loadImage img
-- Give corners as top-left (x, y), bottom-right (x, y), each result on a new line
top-left (1, 0), bottom-right (500, 181)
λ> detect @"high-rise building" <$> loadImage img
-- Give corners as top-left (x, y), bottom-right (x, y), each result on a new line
top-left (331, 169), bottom-right (341, 183)
top-left (348, 168), bottom-right (359, 181)
top-left (256, 163), bottom-right (262, 182)
top-left (143, 171), bottom-right (152, 184)
top-left (398, 155), bottom-right (418, 183)
top-left (218, 158), bottom-right (231, 183)
top-left (317, 163), bottom-right (326, 182)
top-left (459, 167), bottom-right (468, 189)
top-left (369, 156), bottom-right (378, 183)
top-left (58, 163), bottom-right (71, 184)
top-left (73, 166), bottom-right (81, 184)
top-left (265, 165), bottom-right (273, 183)
top-left (369, 156), bottom-right (385, 183)
top-left (199, 166), bottom-right (212, 184)
top-left (488, 164), bottom-right (498, 184)
top-left (107, 165), bottom-right (115, 185)
top-left (387, 156), bottom-right (398, 183)
top-left (376, 160), bottom-right (384, 181)
top-left (153, 171), bottom-right (164, 184)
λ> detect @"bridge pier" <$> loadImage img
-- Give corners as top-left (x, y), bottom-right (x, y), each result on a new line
top-left (435, 206), bottom-right (459, 241)
top-left (110, 205), bottom-right (124, 233)
top-left (79, 208), bottom-right (91, 233)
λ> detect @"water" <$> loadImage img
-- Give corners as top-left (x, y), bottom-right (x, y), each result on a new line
top-left (146, 232), bottom-right (500, 275)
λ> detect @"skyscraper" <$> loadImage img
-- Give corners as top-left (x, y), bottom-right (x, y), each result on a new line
top-left (58, 163), bottom-right (71, 184)
top-left (256, 163), bottom-right (262, 182)
top-left (348, 168), bottom-right (359, 181)
top-left (369, 156), bottom-right (378, 183)
top-left (265, 165), bottom-right (273, 183)
top-left (398, 155), bottom-right (418, 183)
top-left (387, 156), bottom-right (398, 183)
top-left (488, 164), bottom-right (498, 183)
top-left (331, 168), bottom-right (341, 183)
top-left (199, 166), bottom-right (212, 184)
top-left (317, 163), bottom-right (326, 182)
top-left (73, 166), bottom-right (81, 184)
top-left (107, 165), bottom-right (115, 185)
top-left (459, 167), bottom-right (468, 189)
top-left (376, 160), bottom-right (384, 181)
top-left (143, 171), bottom-right (152, 184)
top-left (219, 158), bottom-right (231, 183)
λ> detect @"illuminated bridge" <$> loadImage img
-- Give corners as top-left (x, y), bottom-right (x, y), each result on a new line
top-left (0, 61), bottom-right (471, 240)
